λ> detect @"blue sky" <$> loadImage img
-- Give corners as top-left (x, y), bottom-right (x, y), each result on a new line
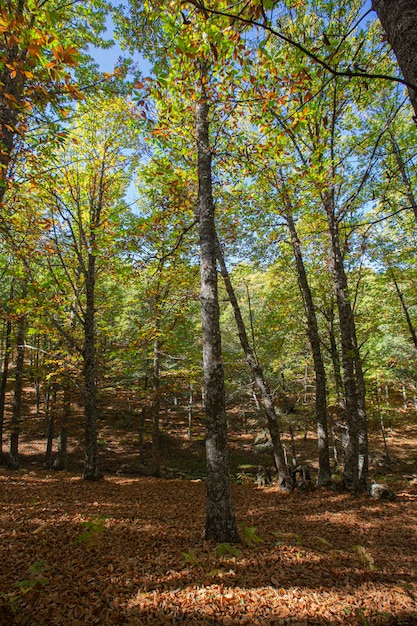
top-left (88, 9), bottom-right (152, 77)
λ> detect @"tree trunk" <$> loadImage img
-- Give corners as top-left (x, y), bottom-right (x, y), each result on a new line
top-left (9, 311), bottom-right (26, 470)
top-left (284, 210), bottom-right (332, 486)
top-left (0, 60), bottom-right (25, 205)
top-left (390, 268), bottom-right (417, 350)
top-left (216, 238), bottom-right (293, 491)
top-left (196, 81), bottom-right (239, 543)
top-left (324, 189), bottom-right (367, 492)
top-left (138, 406), bottom-right (146, 465)
top-left (373, 0), bottom-right (417, 118)
top-left (326, 301), bottom-right (345, 408)
top-left (44, 386), bottom-right (56, 469)
top-left (151, 336), bottom-right (161, 478)
top-left (53, 386), bottom-right (69, 471)
top-left (83, 252), bottom-right (100, 480)
top-left (0, 312), bottom-right (12, 465)
top-left (354, 335), bottom-right (369, 489)
top-left (188, 384), bottom-right (193, 440)
top-left (388, 129), bottom-right (417, 219)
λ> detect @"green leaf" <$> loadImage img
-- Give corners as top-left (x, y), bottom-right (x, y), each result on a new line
top-left (213, 542), bottom-right (242, 558)
top-left (240, 523), bottom-right (263, 546)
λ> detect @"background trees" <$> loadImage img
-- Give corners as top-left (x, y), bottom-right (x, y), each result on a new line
top-left (1, 0), bottom-right (417, 540)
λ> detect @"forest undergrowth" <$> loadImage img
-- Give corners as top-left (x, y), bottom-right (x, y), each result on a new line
top-left (1, 397), bottom-right (417, 625)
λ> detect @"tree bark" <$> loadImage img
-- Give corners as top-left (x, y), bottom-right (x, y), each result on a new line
top-left (53, 386), bottom-right (69, 471)
top-left (0, 55), bottom-right (25, 204)
top-left (325, 301), bottom-right (345, 408)
top-left (44, 385), bottom-right (56, 469)
top-left (138, 406), bottom-right (146, 465)
top-left (0, 308), bottom-right (12, 465)
top-left (373, 0), bottom-right (417, 118)
top-left (188, 384), bottom-right (193, 440)
top-left (388, 129), bottom-right (417, 220)
top-left (9, 310), bottom-right (26, 470)
top-left (83, 251), bottom-right (100, 480)
top-left (283, 211), bottom-right (332, 486)
top-left (196, 80), bottom-right (239, 543)
top-left (390, 268), bottom-right (417, 350)
top-left (323, 189), bottom-right (366, 492)
top-left (151, 336), bottom-right (161, 478)
top-left (216, 238), bottom-right (293, 491)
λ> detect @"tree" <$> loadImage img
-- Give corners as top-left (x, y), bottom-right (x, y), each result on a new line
top-left (37, 95), bottom-right (138, 480)
top-left (8, 281), bottom-right (27, 470)
top-left (197, 70), bottom-right (240, 542)
top-left (117, 0), bottom-right (243, 540)
top-left (372, 0), bottom-right (417, 117)
top-left (282, 209), bottom-right (332, 486)
top-left (216, 238), bottom-right (293, 491)
top-left (0, 0), bottom-right (109, 204)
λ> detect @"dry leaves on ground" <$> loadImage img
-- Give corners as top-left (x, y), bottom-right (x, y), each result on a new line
top-left (0, 471), bottom-right (416, 625)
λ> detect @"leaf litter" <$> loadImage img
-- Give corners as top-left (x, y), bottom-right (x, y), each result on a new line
top-left (0, 471), bottom-right (416, 624)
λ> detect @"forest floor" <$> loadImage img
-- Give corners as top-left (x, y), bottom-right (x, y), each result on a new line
top-left (1, 393), bottom-right (417, 625)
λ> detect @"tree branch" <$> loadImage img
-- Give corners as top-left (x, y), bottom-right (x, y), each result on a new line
top-left (184, 0), bottom-right (417, 91)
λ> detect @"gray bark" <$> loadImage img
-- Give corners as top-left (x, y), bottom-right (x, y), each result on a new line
top-left (325, 302), bottom-right (344, 408)
top-left (53, 386), bottom-right (69, 471)
top-left (388, 129), bottom-right (417, 219)
top-left (390, 268), bottom-right (417, 350)
top-left (9, 310), bottom-right (26, 470)
top-left (151, 336), bottom-right (161, 477)
top-left (196, 81), bottom-right (239, 543)
top-left (44, 386), bottom-right (56, 469)
top-left (138, 406), bottom-right (146, 465)
top-left (188, 384), bottom-right (193, 440)
top-left (0, 46), bottom-right (25, 204)
top-left (83, 252), bottom-right (100, 480)
top-left (283, 211), bottom-right (332, 486)
top-left (373, 0), bottom-right (417, 117)
top-left (216, 238), bottom-right (293, 491)
top-left (324, 190), bottom-right (367, 492)
top-left (0, 310), bottom-right (12, 464)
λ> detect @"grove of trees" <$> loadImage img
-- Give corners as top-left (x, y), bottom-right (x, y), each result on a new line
top-left (1, 0), bottom-right (417, 542)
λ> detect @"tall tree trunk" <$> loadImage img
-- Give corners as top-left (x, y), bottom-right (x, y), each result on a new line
top-left (0, 64), bottom-right (25, 205)
top-left (355, 347), bottom-right (368, 489)
top-left (283, 210), bottom-right (332, 486)
top-left (138, 406), bottom-right (146, 465)
top-left (53, 386), bottom-right (69, 471)
top-left (372, 0), bottom-right (417, 118)
top-left (44, 385), bottom-right (56, 468)
top-left (325, 301), bottom-right (345, 409)
top-left (188, 384), bottom-right (193, 440)
top-left (388, 129), bottom-right (417, 219)
top-left (9, 310), bottom-right (26, 470)
top-left (324, 190), bottom-right (366, 492)
top-left (83, 252), bottom-right (100, 480)
top-left (216, 238), bottom-right (293, 491)
top-left (0, 308), bottom-right (12, 465)
top-left (151, 336), bottom-right (161, 478)
top-left (196, 78), bottom-right (239, 543)
top-left (390, 268), bottom-right (417, 350)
